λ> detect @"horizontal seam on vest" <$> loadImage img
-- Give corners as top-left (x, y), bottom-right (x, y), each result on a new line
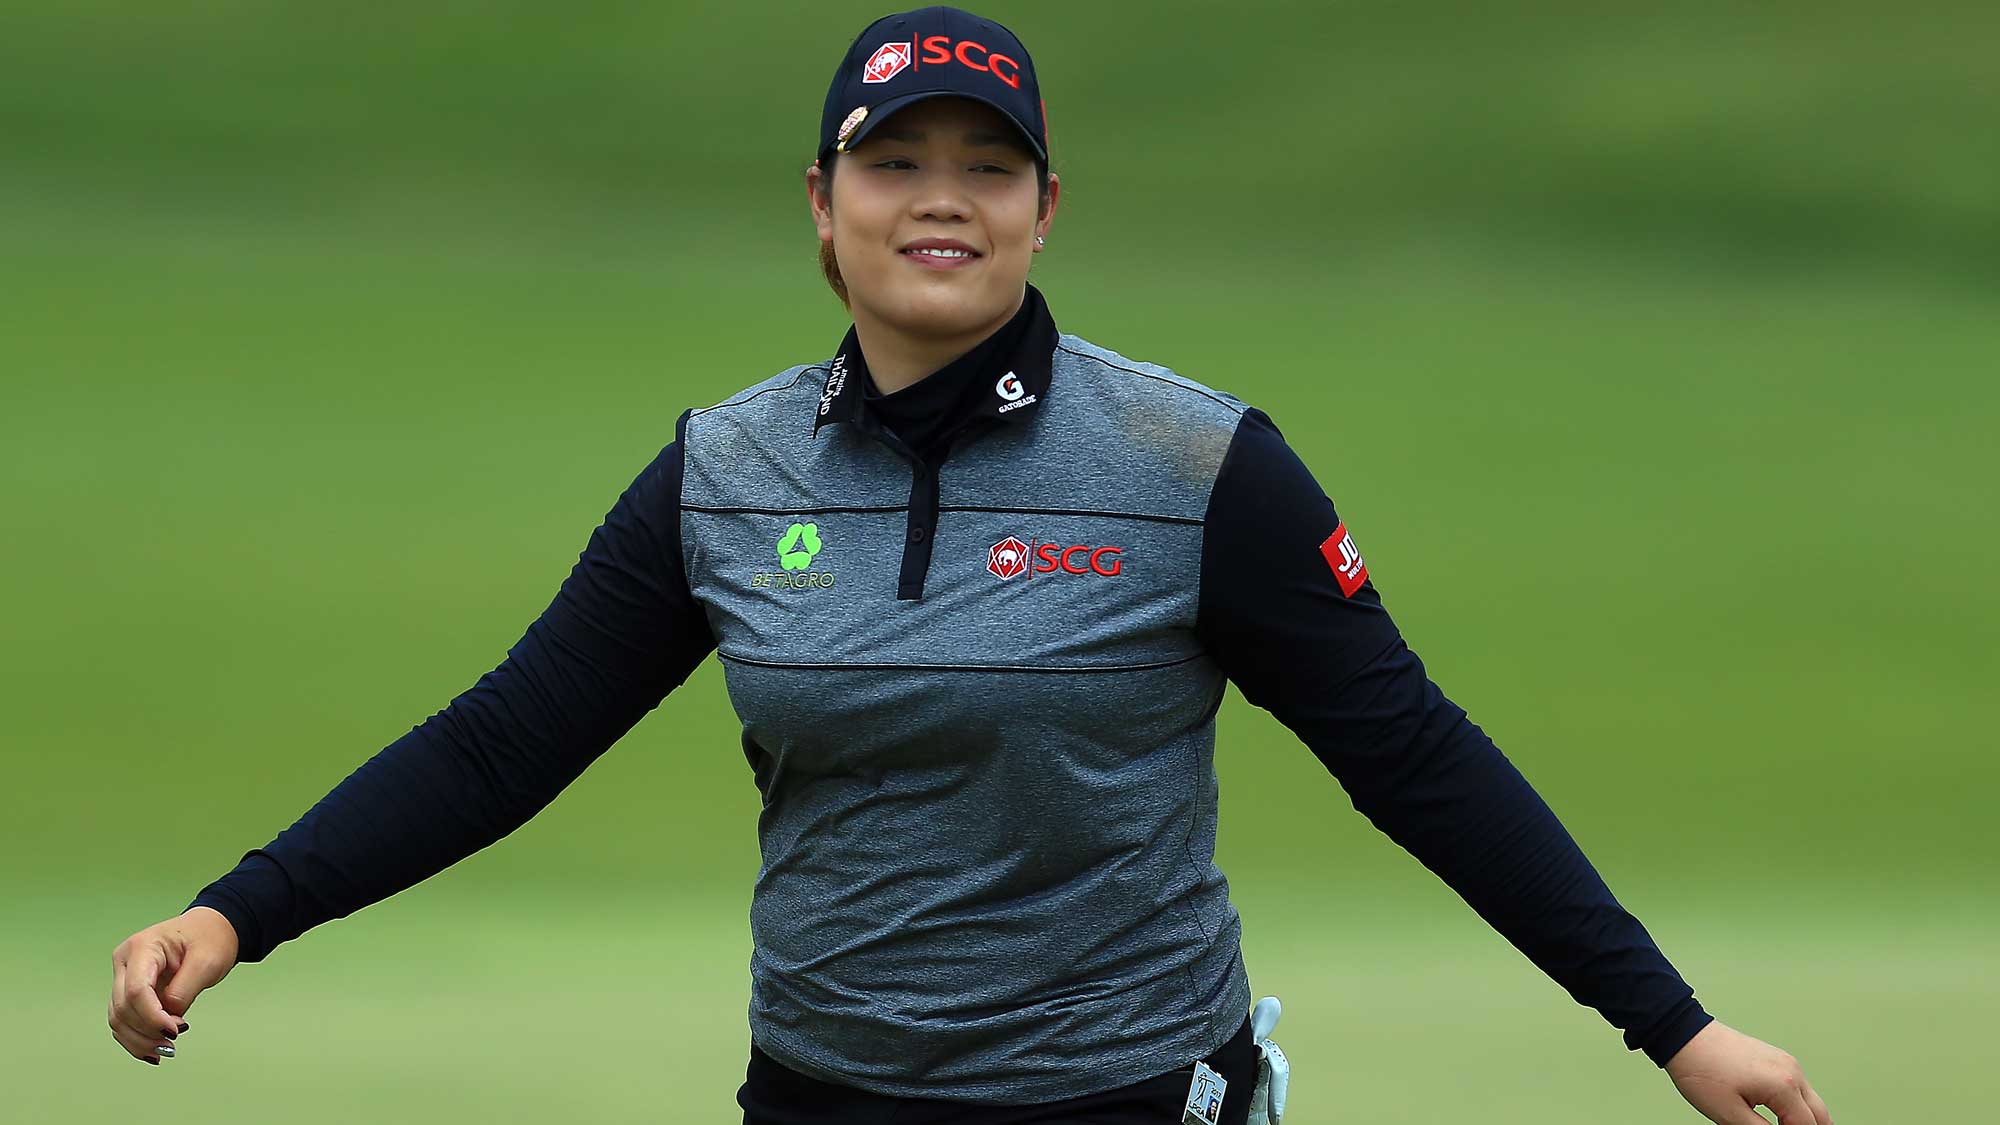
top-left (1055, 343), bottom-right (1244, 412)
top-left (683, 503), bottom-right (908, 515)
top-left (939, 504), bottom-right (1203, 526)
top-left (715, 651), bottom-right (1206, 674)
top-left (688, 366), bottom-right (823, 419)
top-left (682, 504), bottom-right (1201, 524)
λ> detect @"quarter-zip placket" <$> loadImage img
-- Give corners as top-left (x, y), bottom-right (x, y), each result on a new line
top-left (898, 455), bottom-right (941, 601)
top-left (858, 415), bottom-right (991, 602)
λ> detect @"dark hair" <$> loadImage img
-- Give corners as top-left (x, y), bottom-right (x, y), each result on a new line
top-left (811, 151), bottom-right (1053, 310)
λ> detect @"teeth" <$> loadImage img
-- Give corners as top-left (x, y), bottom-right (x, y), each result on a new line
top-left (907, 248), bottom-right (973, 258)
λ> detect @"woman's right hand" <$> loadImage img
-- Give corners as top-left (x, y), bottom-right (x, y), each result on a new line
top-left (108, 906), bottom-right (240, 1065)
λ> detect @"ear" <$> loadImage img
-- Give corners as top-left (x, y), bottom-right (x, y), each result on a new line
top-left (806, 162), bottom-right (834, 244)
top-left (1033, 170), bottom-right (1060, 249)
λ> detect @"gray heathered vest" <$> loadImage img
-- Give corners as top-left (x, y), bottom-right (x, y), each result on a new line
top-left (679, 333), bottom-right (1253, 1102)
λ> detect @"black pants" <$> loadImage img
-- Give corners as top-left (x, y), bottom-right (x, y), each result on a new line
top-left (738, 1014), bottom-right (1258, 1124)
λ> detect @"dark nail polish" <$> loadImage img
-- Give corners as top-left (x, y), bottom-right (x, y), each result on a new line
top-left (164, 1029), bottom-right (177, 1040)
top-left (145, 1057), bottom-right (159, 1065)
top-left (178, 1023), bottom-right (190, 1033)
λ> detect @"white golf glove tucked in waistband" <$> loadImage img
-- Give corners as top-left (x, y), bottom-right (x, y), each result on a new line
top-left (1247, 995), bottom-right (1291, 1125)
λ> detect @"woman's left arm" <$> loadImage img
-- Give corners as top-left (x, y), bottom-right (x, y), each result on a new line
top-left (1194, 407), bottom-right (1831, 1125)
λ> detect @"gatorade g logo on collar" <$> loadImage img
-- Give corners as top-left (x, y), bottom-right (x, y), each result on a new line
top-left (755, 523), bottom-right (836, 590)
top-left (861, 35), bottom-right (1023, 89)
top-left (995, 371), bottom-right (1037, 414)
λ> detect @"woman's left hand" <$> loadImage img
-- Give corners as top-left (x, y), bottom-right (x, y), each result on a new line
top-left (1664, 1019), bottom-right (1833, 1124)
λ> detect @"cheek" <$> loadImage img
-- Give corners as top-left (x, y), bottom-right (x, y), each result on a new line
top-left (830, 197), bottom-right (896, 257)
top-left (827, 211), bottom-right (879, 280)
top-left (1000, 183), bottom-right (1048, 231)
top-left (989, 190), bottom-right (1042, 252)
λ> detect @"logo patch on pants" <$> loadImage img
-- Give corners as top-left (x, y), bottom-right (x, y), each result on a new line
top-left (1183, 1059), bottom-right (1227, 1125)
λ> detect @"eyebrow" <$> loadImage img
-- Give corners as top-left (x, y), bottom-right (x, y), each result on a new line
top-left (872, 127), bottom-right (1019, 148)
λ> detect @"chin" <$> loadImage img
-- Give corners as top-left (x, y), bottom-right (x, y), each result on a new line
top-left (876, 278), bottom-right (1014, 338)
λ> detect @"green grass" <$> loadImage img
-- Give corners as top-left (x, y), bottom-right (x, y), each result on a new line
top-left (4, 2), bottom-right (1996, 1121)
top-left (26, 883), bottom-right (1993, 1121)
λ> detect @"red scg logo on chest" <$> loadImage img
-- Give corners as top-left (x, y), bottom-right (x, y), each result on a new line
top-left (987, 535), bottom-right (1123, 580)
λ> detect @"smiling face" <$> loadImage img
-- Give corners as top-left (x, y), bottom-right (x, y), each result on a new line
top-left (808, 96), bottom-right (1058, 345)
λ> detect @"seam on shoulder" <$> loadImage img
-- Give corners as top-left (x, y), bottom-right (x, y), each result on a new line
top-left (688, 364), bottom-right (826, 419)
top-left (1055, 342), bottom-right (1245, 414)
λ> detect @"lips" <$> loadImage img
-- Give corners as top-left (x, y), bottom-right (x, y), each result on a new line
top-left (899, 237), bottom-right (982, 263)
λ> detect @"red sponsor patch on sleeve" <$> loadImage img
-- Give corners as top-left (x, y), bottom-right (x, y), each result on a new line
top-left (1318, 522), bottom-right (1368, 597)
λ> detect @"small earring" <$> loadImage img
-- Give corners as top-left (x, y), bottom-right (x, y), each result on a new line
top-left (1035, 235), bottom-right (1046, 246)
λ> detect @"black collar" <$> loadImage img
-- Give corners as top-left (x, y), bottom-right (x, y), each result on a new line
top-left (813, 283), bottom-right (1058, 437)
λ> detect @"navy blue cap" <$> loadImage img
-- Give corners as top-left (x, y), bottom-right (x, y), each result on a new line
top-left (818, 6), bottom-right (1047, 164)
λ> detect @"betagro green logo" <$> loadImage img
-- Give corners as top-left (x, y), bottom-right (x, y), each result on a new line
top-left (754, 522), bottom-right (837, 590)
top-left (775, 522), bottom-right (823, 570)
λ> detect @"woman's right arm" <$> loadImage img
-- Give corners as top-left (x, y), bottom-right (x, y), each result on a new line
top-left (109, 424), bottom-right (713, 1062)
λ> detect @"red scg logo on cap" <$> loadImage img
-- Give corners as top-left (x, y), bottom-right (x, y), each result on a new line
top-left (861, 36), bottom-right (1023, 90)
top-left (921, 35), bottom-right (1021, 89)
top-left (862, 41), bottom-right (913, 84)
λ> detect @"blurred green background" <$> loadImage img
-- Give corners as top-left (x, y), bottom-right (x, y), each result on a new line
top-left (5, 1), bottom-right (1994, 1120)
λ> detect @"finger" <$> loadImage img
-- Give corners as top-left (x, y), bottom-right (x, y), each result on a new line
top-left (110, 974), bottom-right (153, 1042)
top-left (1770, 1087), bottom-right (1816, 1125)
top-left (109, 948), bottom-right (128, 1027)
top-left (109, 1019), bottom-right (142, 1057)
top-left (110, 1002), bottom-right (176, 1058)
top-left (1804, 1085), bottom-right (1833, 1125)
top-left (116, 1014), bottom-right (178, 1059)
top-left (109, 982), bottom-right (182, 1038)
top-left (113, 936), bottom-right (189, 1032)
top-left (117, 944), bottom-right (181, 1040)
top-left (112, 997), bottom-right (183, 1041)
top-left (109, 1021), bottom-right (172, 1064)
top-left (1696, 1096), bottom-right (1775, 1125)
top-left (160, 946), bottom-right (223, 1020)
top-left (121, 968), bottom-right (175, 1035)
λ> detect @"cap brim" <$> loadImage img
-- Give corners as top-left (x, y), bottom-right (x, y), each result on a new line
top-left (834, 90), bottom-right (1046, 162)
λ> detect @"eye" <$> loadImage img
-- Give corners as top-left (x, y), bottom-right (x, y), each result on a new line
top-left (874, 158), bottom-right (915, 170)
top-left (974, 164), bottom-right (1013, 174)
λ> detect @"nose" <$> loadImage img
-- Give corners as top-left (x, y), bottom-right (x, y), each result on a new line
top-left (908, 169), bottom-right (973, 224)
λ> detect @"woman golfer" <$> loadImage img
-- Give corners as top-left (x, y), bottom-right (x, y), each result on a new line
top-left (109, 7), bottom-right (1832, 1124)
